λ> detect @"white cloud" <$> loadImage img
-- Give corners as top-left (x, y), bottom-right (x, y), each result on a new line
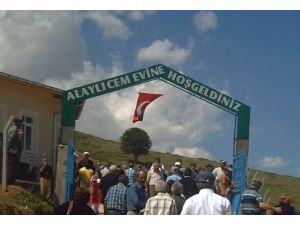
top-left (43, 52), bottom-right (125, 90)
top-left (2, 11), bottom-right (225, 160)
top-left (260, 156), bottom-right (286, 168)
top-left (194, 11), bottom-right (218, 33)
top-left (0, 11), bottom-right (134, 82)
top-left (76, 80), bottom-right (223, 154)
top-left (127, 11), bottom-right (155, 21)
top-left (84, 11), bottom-right (133, 40)
top-left (137, 39), bottom-right (192, 65)
top-left (0, 11), bottom-right (86, 82)
top-left (174, 147), bottom-right (213, 160)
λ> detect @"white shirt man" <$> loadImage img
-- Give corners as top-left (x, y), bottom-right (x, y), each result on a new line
top-left (212, 160), bottom-right (227, 193)
top-left (181, 171), bottom-right (234, 215)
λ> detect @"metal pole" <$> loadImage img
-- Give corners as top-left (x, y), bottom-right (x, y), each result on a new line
top-left (2, 116), bottom-right (14, 192)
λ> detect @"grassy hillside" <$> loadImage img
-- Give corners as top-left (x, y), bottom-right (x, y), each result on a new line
top-left (0, 185), bottom-right (52, 214)
top-left (74, 131), bottom-right (300, 210)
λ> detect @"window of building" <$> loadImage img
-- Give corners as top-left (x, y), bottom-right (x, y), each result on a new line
top-left (22, 115), bottom-right (33, 151)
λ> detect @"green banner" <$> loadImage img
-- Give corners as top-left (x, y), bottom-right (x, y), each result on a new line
top-left (160, 65), bottom-right (246, 115)
top-left (63, 64), bottom-right (165, 103)
top-left (62, 64), bottom-right (250, 140)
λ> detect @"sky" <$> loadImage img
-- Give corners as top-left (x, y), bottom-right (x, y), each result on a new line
top-left (1, 10), bottom-right (300, 178)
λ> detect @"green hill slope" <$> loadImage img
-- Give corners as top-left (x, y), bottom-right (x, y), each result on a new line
top-left (74, 131), bottom-right (300, 210)
top-left (0, 185), bottom-right (52, 214)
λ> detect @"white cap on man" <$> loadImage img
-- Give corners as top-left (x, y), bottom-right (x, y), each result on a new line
top-left (83, 152), bottom-right (90, 156)
top-left (174, 161), bottom-right (181, 166)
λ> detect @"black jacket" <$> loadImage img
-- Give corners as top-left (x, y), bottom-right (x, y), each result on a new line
top-left (53, 201), bottom-right (96, 215)
top-left (179, 176), bottom-right (199, 199)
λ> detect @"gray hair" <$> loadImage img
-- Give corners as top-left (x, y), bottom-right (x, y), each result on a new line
top-left (171, 181), bottom-right (183, 196)
top-left (109, 165), bottom-right (117, 173)
top-left (250, 179), bottom-right (262, 190)
top-left (155, 180), bottom-right (167, 193)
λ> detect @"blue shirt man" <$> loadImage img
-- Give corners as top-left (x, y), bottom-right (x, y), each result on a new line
top-left (240, 179), bottom-right (275, 215)
top-left (166, 167), bottom-right (182, 183)
top-left (127, 170), bottom-right (147, 215)
top-left (125, 163), bottom-right (137, 186)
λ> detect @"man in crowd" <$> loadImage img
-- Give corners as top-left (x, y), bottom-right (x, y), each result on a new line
top-left (39, 158), bottom-right (53, 200)
top-left (220, 166), bottom-right (234, 200)
top-left (77, 152), bottom-right (95, 189)
top-left (101, 162), bottom-right (110, 177)
top-left (125, 162), bottom-right (136, 187)
top-left (204, 163), bottom-right (214, 172)
top-left (147, 160), bottom-right (164, 197)
top-left (144, 180), bottom-right (177, 215)
top-left (212, 160), bottom-right (227, 194)
top-left (273, 194), bottom-right (295, 215)
top-left (240, 179), bottom-right (275, 215)
top-left (166, 165), bottom-right (182, 183)
top-left (7, 118), bottom-right (23, 184)
top-left (127, 170), bottom-right (148, 215)
top-left (171, 181), bottom-right (185, 214)
top-left (105, 174), bottom-right (129, 215)
top-left (179, 167), bottom-right (199, 199)
top-left (99, 165), bottom-right (119, 204)
top-left (189, 163), bottom-right (198, 181)
top-left (181, 171), bottom-right (234, 215)
top-left (78, 151), bottom-right (95, 171)
top-left (174, 160), bottom-right (184, 177)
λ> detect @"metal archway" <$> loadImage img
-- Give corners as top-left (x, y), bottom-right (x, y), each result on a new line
top-left (59, 64), bottom-right (250, 213)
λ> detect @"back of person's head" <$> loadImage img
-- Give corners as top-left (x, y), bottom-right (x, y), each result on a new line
top-left (128, 162), bottom-right (134, 168)
top-left (196, 171), bottom-right (215, 190)
top-left (183, 167), bottom-right (192, 176)
top-left (171, 166), bottom-right (180, 175)
top-left (205, 164), bottom-right (214, 172)
top-left (73, 187), bottom-right (90, 204)
top-left (166, 180), bottom-right (174, 194)
top-left (109, 165), bottom-right (118, 174)
top-left (250, 179), bottom-right (262, 190)
top-left (155, 180), bottom-right (167, 194)
top-left (119, 174), bottom-right (129, 186)
top-left (171, 181), bottom-right (183, 196)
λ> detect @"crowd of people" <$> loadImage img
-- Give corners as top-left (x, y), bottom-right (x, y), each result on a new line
top-left (5, 118), bottom-right (297, 215)
top-left (53, 152), bottom-right (297, 215)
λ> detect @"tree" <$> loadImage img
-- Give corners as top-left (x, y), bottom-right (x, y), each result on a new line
top-left (120, 127), bottom-right (152, 163)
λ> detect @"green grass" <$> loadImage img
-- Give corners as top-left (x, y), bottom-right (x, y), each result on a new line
top-left (0, 185), bottom-right (52, 214)
top-left (74, 130), bottom-right (300, 210)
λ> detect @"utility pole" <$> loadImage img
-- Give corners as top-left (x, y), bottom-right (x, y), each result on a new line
top-left (2, 116), bottom-right (14, 192)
